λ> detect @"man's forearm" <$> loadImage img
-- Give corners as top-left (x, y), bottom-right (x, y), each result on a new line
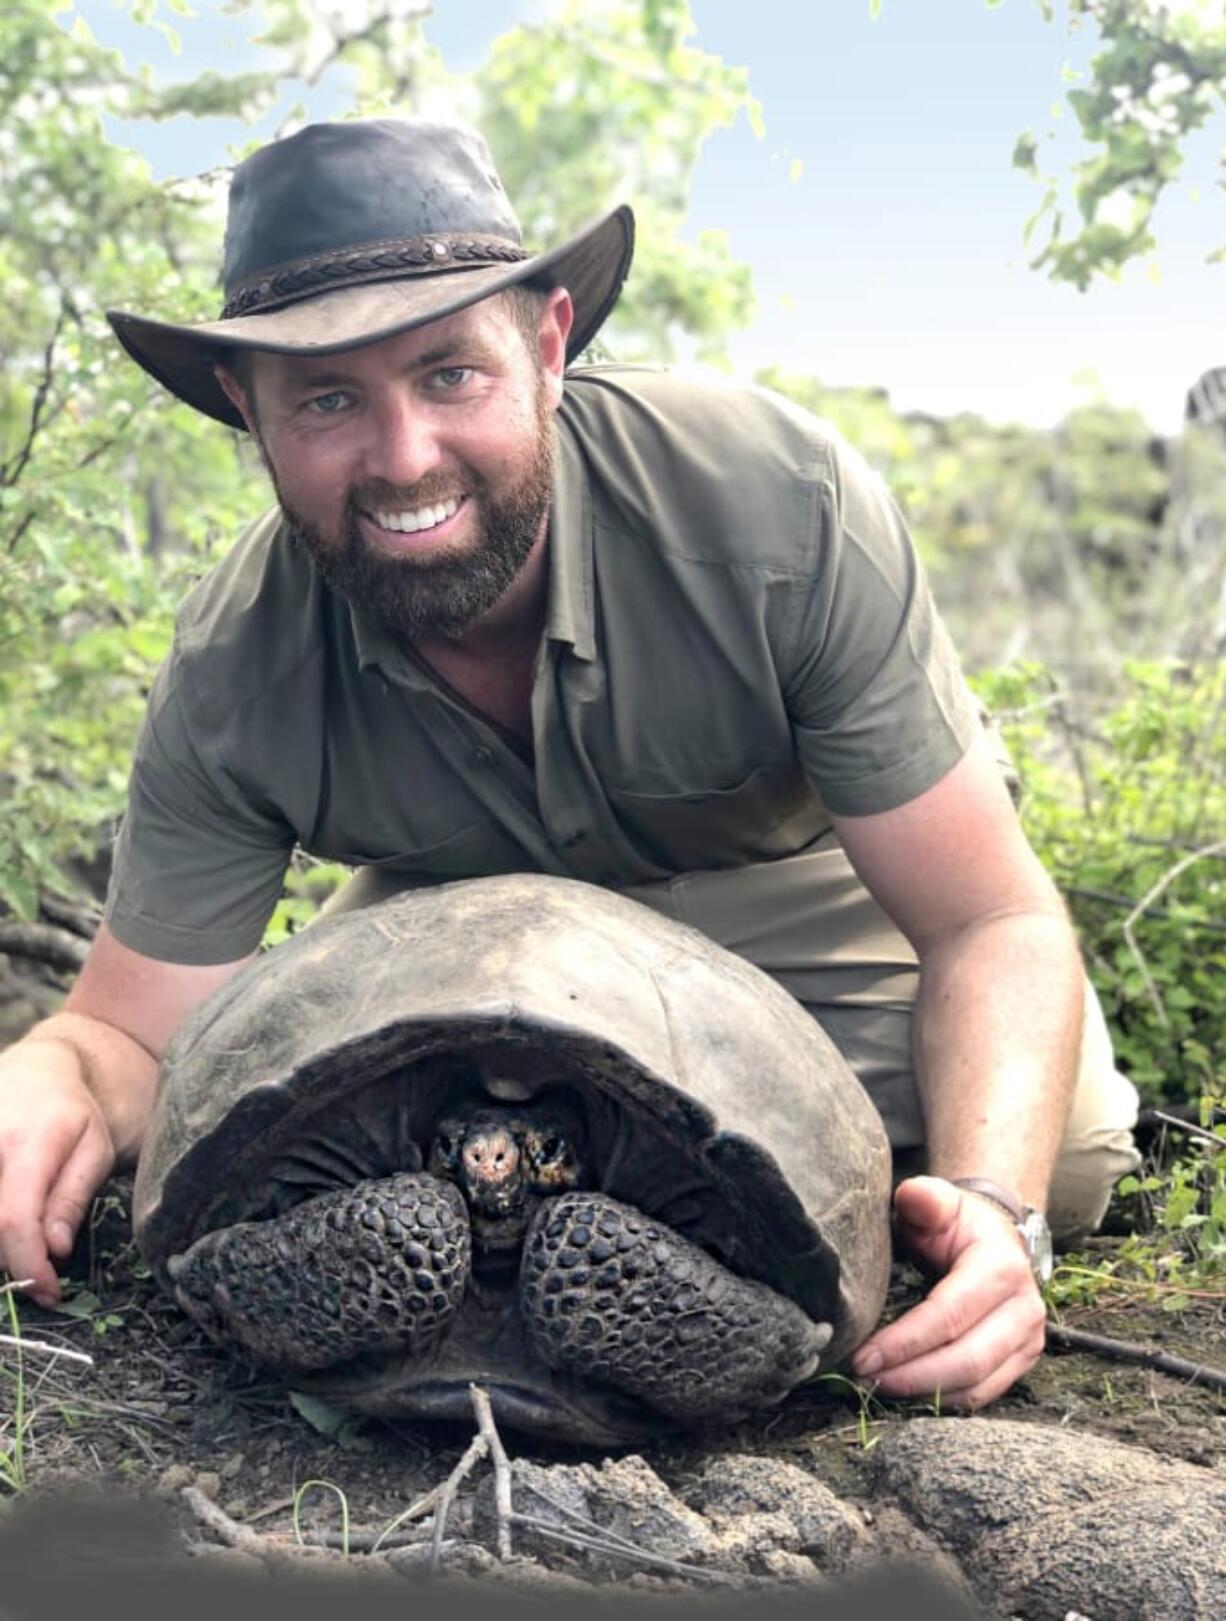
top-left (12, 1012), bottom-right (161, 1166)
top-left (912, 907), bottom-right (1084, 1210)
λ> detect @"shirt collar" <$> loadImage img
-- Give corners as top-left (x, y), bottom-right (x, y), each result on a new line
top-left (349, 402), bottom-right (597, 676)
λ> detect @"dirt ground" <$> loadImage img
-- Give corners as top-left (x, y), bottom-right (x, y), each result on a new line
top-left (3, 1171), bottom-right (1223, 1600)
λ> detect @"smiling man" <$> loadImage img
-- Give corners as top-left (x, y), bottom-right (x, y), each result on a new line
top-left (0, 116), bottom-right (1140, 1410)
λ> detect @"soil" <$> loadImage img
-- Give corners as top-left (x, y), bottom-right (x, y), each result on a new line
top-left (3, 1172), bottom-right (1223, 1610)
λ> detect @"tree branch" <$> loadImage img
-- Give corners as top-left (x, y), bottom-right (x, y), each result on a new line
top-left (1046, 1323), bottom-right (1226, 1394)
top-left (1, 305), bottom-right (67, 490)
top-left (0, 922), bottom-right (89, 973)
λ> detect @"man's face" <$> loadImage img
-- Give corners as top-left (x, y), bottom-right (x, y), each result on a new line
top-left (219, 289), bottom-right (571, 640)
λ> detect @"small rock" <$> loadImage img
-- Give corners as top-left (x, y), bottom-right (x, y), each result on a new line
top-left (703, 1509), bottom-right (803, 1564)
top-left (221, 1499), bottom-right (247, 1519)
top-left (757, 1548), bottom-right (824, 1585)
top-left (680, 1453), bottom-right (869, 1571)
top-left (193, 1472), bottom-right (222, 1502)
top-left (156, 1464), bottom-right (193, 1495)
top-left (219, 1452), bottom-right (245, 1480)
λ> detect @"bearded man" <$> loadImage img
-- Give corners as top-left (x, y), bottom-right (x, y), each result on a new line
top-left (0, 117), bottom-right (1139, 1408)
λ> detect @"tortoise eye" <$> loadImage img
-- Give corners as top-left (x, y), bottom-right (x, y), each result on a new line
top-left (540, 1134), bottom-right (564, 1160)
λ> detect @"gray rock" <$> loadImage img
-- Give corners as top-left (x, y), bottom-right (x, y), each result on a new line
top-left (874, 1417), bottom-right (1226, 1621)
top-left (679, 1453), bottom-right (869, 1569)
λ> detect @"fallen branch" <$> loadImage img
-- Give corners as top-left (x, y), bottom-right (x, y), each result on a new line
top-left (1046, 1324), bottom-right (1226, 1392)
top-left (1139, 1108), bottom-right (1225, 1151)
top-left (0, 921), bottom-right (89, 973)
top-left (299, 1526), bottom-right (434, 1553)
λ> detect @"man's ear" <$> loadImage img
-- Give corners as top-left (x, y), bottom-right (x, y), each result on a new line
top-left (214, 361), bottom-right (258, 434)
top-left (538, 287), bottom-right (574, 408)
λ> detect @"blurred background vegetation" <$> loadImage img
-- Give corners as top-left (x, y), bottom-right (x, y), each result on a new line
top-left (2, 0), bottom-right (1223, 1283)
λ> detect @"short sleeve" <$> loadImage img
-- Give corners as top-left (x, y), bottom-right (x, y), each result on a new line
top-left (785, 433), bottom-right (981, 816)
top-left (103, 652), bottom-right (295, 964)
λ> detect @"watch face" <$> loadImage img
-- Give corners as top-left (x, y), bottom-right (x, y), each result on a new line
top-left (1022, 1210), bottom-right (1055, 1286)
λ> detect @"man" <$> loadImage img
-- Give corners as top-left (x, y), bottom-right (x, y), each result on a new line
top-left (0, 117), bottom-right (1139, 1409)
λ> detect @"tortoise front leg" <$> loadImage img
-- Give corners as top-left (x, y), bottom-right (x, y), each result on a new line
top-left (518, 1192), bottom-right (831, 1422)
top-left (167, 1172), bottom-right (470, 1374)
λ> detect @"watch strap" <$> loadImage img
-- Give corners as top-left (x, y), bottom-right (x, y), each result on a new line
top-left (948, 1177), bottom-right (1027, 1224)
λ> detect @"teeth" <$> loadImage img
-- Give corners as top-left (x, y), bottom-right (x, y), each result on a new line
top-left (372, 496), bottom-right (460, 534)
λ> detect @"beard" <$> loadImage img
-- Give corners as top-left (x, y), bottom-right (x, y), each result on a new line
top-left (268, 390), bottom-right (555, 642)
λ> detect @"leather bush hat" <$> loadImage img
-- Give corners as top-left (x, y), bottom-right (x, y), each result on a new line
top-left (106, 117), bottom-right (635, 430)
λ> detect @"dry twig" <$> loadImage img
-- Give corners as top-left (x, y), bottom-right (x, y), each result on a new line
top-left (470, 1383), bottom-right (513, 1560)
top-left (1140, 1108), bottom-right (1225, 1151)
top-left (429, 1424), bottom-right (489, 1572)
top-left (510, 1512), bottom-right (740, 1585)
top-left (181, 1486), bottom-right (274, 1560)
top-left (0, 1333), bottom-right (93, 1367)
top-left (1046, 1324), bottom-right (1226, 1393)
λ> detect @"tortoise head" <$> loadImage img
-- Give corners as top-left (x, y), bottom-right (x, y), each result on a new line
top-left (427, 1092), bottom-right (589, 1250)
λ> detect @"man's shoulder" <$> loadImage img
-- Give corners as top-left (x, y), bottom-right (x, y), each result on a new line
top-left (168, 506), bottom-right (338, 721)
top-left (561, 362), bottom-right (842, 464)
top-left (558, 364), bottom-right (872, 571)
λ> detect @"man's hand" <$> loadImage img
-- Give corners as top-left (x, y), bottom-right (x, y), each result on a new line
top-left (0, 926), bottom-right (253, 1309)
top-left (849, 1175), bottom-right (1047, 1409)
top-left (0, 1051), bottom-right (117, 1306)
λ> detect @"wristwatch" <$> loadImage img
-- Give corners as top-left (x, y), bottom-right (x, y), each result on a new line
top-left (949, 1177), bottom-right (1054, 1287)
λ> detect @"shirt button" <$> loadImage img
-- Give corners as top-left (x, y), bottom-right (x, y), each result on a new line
top-left (472, 746), bottom-right (493, 764)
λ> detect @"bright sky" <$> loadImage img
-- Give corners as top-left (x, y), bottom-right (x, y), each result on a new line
top-left (64, 0), bottom-right (1226, 432)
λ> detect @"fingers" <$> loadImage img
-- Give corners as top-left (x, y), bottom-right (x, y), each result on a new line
top-left (0, 1113), bottom-right (115, 1308)
top-left (849, 1177), bottom-right (1048, 1408)
top-left (855, 1278), bottom-right (1046, 1407)
top-left (0, 1145), bottom-right (64, 1306)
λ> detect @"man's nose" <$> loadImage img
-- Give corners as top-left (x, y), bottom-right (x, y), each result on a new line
top-left (362, 392), bottom-right (444, 488)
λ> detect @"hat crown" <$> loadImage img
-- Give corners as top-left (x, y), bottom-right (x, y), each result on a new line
top-left (221, 118), bottom-right (524, 293)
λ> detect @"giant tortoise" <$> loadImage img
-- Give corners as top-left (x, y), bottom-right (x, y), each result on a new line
top-left (134, 875), bottom-right (892, 1445)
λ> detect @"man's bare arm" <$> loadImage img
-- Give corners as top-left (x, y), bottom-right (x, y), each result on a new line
top-left (829, 732), bottom-right (1084, 1406)
top-left (0, 924), bottom-right (252, 1305)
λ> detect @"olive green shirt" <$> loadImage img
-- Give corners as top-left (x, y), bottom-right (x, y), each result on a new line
top-left (104, 365), bottom-right (980, 965)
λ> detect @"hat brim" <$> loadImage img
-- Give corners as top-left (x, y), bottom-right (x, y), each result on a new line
top-left (106, 205), bottom-right (634, 430)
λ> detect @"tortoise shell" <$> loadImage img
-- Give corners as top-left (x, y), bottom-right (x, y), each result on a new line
top-left (134, 875), bottom-right (892, 1441)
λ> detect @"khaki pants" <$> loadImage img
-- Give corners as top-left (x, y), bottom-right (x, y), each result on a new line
top-left (323, 834), bottom-right (1141, 1240)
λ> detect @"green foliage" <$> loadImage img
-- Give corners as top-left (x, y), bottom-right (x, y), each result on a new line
top-left (1018, 0), bottom-right (1226, 286)
top-left (973, 660), bottom-right (1226, 1108)
top-left (0, 0), bottom-right (269, 914)
top-left (473, 0), bottom-right (758, 361)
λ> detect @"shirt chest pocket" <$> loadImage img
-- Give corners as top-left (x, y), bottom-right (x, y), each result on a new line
top-left (605, 761), bottom-right (828, 872)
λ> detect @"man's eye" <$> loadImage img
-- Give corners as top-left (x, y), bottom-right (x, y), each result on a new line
top-left (307, 392), bottom-right (350, 415)
top-left (434, 367), bottom-right (473, 390)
